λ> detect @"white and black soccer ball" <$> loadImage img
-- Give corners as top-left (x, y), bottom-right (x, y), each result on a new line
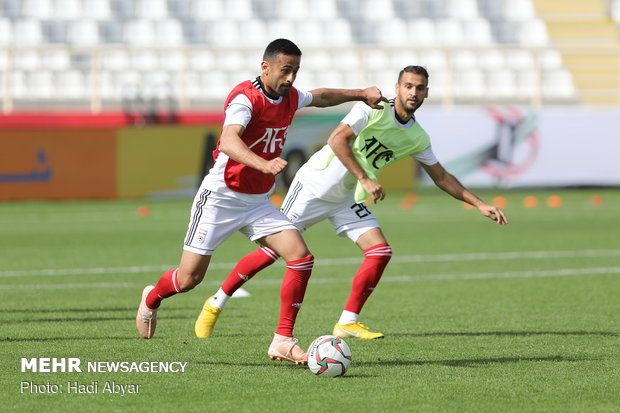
top-left (307, 335), bottom-right (352, 377)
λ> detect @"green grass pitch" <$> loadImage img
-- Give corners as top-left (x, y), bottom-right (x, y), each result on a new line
top-left (1, 188), bottom-right (619, 412)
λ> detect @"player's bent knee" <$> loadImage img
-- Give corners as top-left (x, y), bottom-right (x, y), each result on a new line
top-left (176, 270), bottom-right (206, 291)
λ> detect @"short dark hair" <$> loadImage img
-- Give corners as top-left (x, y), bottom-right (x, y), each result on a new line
top-left (263, 39), bottom-right (302, 61)
top-left (398, 65), bottom-right (429, 83)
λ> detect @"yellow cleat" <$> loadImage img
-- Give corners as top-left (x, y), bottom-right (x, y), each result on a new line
top-left (194, 298), bottom-right (222, 338)
top-left (333, 322), bottom-right (385, 340)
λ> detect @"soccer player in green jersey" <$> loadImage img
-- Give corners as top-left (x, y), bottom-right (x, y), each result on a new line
top-left (194, 66), bottom-right (508, 340)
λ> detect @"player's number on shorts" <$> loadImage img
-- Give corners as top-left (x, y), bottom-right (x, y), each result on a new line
top-left (351, 203), bottom-right (371, 218)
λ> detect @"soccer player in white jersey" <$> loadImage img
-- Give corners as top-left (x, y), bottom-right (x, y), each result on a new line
top-left (194, 66), bottom-right (509, 340)
top-left (135, 38), bottom-right (387, 365)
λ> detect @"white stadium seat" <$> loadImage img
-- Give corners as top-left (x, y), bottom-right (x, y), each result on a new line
top-left (22, 0), bottom-right (53, 19)
top-left (82, 0), bottom-right (112, 20)
top-left (155, 19), bottom-right (185, 47)
top-left (12, 19), bottom-right (44, 46)
top-left (0, 19), bottom-right (13, 46)
top-left (53, 0), bottom-right (82, 20)
top-left (27, 70), bottom-right (55, 99)
top-left (408, 18), bottom-right (437, 46)
top-left (123, 19), bottom-right (156, 46)
top-left (445, 0), bottom-right (478, 19)
top-left (136, 0), bottom-right (168, 20)
top-left (67, 20), bottom-right (100, 46)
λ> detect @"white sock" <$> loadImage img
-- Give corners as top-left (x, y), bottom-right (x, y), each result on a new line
top-left (337, 310), bottom-right (359, 325)
top-left (209, 288), bottom-right (231, 310)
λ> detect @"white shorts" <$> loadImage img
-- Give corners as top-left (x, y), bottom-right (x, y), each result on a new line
top-left (183, 188), bottom-right (298, 255)
top-left (280, 179), bottom-right (380, 242)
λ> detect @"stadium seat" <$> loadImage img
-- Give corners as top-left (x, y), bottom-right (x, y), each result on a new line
top-left (155, 19), bottom-right (185, 47)
top-left (302, 50), bottom-right (331, 71)
top-left (541, 69), bottom-right (576, 99)
top-left (158, 51), bottom-right (185, 72)
top-left (27, 70), bottom-right (55, 99)
top-left (331, 50), bottom-right (358, 71)
top-left (10, 71), bottom-right (27, 98)
top-left (0, 18), bottom-right (13, 46)
top-left (82, 0), bottom-right (112, 21)
top-left (445, 0), bottom-right (478, 19)
top-left (124, 19), bottom-right (156, 46)
top-left (53, 0), bottom-right (82, 20)
top-left (505, 49), bottom-right (534, 71)
top-left (309, 0), bottom-right (338, 20)
top-left (326, 18), bottom-right (353, 46)
top-left (67, 20), bottom-right (100, 46)
top-left (408, 18), bottom-right (437, 46)
top-left (486, 69), bottom-right (517, 98)
top-left (188, 51), bottom-right (215, 71)
top-left (130, 51), bottom-right (158, 71)
top-left (12, 19), bottom-right (44, 46)
top-left (224, 0), bottom-right (253, 20)
top-left (478, 49), bottom-right (505, 71)
top-left (503, 0), bottom-right (536, 21)
top-left (296, 19), bottom-right (325, 46)
top-left (267, 20), bottom-right (297, 42)
top-left (275, 0), bottom-right (309, 20)
top-left (452, 50), bottom-right (478, 71)
top-left (55, 70), bottom-right (86, 99)
top-left (42, 50), bottom-right (71, 70)
top-left (516, 19), bottom-right (549, 46)
top-left (208, 20), bottom-right (241, 46)
top-left (435, 19), bottom-right (464, 46)
top-left (44, 20), bottom-right (67, 44)
top-left (110, 0), bottom-right (135, 19)
top-left (453, 72), bottom-right (486, 99)
top-left (360, 0), bottom-right (394, 21)
top-left (389, 50), bottom-right (419, 72)
top-left (216, 51), bottom-right (245, 71)
top-left (240, 19), bottom-right (268, 46)
top-left (2, 0), bottom-right (22, 19)
top-left (315, 70), bottom-right (345, 88)
top-left (22, 0), bottom-right (53, 19)
top-left (375, 19), bottom-right (409, 45)
top-left (101, 50), bottom-right (130, 71)
top-left (136, 0), bottom-right (168, 20)
top-left (463, 18), bottom-right (493, 45)
top-left (191, 0), bottom-right (224, 21)
top-left (13, 51), bottom-right (41, 71)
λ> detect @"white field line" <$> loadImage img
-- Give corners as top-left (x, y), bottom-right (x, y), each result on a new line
top-left (0, 266), bottom-right (619, 290)
top-left (1, 249), bottom-right (620, 278)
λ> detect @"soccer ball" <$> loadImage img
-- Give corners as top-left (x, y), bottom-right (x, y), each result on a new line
top-left (307, 335), bottom-right (352, 377)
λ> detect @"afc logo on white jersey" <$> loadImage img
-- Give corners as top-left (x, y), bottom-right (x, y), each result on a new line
top-left (249, 127), bottom-right (288, 153)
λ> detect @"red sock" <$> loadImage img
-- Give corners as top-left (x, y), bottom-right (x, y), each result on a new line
top-left (221, 247), bottom-right (279, 296)
top-left (276, 255), bottom-right (314, 337)
top-left (343, 243), bottom-right (392, 314)
top-left (146, 268), bottom-right (182, 309)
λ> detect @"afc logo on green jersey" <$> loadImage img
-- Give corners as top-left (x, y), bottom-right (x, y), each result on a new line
top-left (362, 136), bottom-right (395, 169)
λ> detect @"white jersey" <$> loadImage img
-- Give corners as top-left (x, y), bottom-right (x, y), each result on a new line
top-left (294, 101), bottom-right (438, 203)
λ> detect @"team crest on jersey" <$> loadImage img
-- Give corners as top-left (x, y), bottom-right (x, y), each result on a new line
top-left (362, 136), bottom-right (395, 169)
top-left (249, 127), bottom-right (289, 153)
top-left (197, 227), bottom-right (208, 244)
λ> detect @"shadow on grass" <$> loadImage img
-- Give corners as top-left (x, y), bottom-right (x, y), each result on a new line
top-left (0, 315), bottom-right (190, 324)
top-left (391, 331), bottom-right (619, 337)
top-left (356, 355), bottom-right (595, 368)
top-left (0, 336), bottom-right (141, 343)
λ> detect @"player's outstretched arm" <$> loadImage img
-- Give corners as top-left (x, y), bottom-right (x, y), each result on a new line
top-left (327, 123), bottom-right (385, 202)
top-left (422, 162), bottom-right (508, 225)
top-left (218, 124), bottom-right (287, 175)
top-left (308, 86), bottom-right (388, 109)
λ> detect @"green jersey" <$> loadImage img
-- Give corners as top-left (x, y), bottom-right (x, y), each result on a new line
top-left (307, 100), bottom-right (434, 203)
